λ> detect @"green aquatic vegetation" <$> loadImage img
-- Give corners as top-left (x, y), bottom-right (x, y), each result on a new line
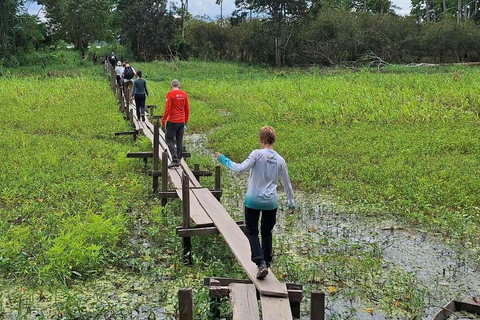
top-left (0, 76), bottom-right (151, 285)
top-left (2, 59), bottom-right (480, 318)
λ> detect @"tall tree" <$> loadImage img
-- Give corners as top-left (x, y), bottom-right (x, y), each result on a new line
top-left (1, 0), bottom-right (45, 64)
top-left (234, 0), bottom-right (309, 23)
top-left (38, 0), bottom-right (111, 50)
top-left (115, 0), bottom-right (176, 60)
top-left (0, 0), bottom-right (22, 60)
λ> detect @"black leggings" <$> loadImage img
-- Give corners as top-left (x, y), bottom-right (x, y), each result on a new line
top-left (244, 206), bottom-right (277, 266)
top-left (134, 94), bottom-right (146, 118)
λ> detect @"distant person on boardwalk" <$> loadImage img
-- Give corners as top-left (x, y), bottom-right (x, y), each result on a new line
top-left (132, 70), bottom-right (148, 121)
top-left (161, 79), bottom-right (189, 168)
top-left (215, 126), bottom-right (295, 280)
top-left (122, 61), bottom-right (136, 105)
top-left (108, 52), bottom-right (116, 68)
top-left (114, 61), bottom-right (124, 87)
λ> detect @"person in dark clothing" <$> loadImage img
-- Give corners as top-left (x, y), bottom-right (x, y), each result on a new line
top-left (108, 52), bottom-right (116, 68)
top-left (92, 53), bottom-right (97, 65)
top-left (132, 70), bottom-right (148, 121)
top-left (161, 79), bottom-right (189, 168)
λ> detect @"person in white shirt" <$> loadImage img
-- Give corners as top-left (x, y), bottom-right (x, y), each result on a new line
top-left (114, 61), bottom-right (124, 87)
top-left (215, 126), bottom-right (295, 279)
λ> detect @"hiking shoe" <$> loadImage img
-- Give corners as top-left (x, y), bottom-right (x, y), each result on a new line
top-left (142, 115), bottom-right (145, 121)
top-left (256, 261), bottom-right (268, 280)
top-left (168, 161), bottom-right (180, 168)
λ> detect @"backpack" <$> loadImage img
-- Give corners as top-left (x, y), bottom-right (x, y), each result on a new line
top-left (124, 66), bottom-right (134, 80)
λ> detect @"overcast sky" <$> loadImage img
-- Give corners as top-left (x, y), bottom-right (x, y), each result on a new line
top-left (26, 0), bottom-right (412, 21)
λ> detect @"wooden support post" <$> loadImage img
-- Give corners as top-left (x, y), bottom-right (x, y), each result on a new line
top-left (110, 68), bottom-right (115, 93)
top-left (120, 91), bottom-right (125, 114)
top-left (153, 120), bottom-right (160, 193)
top-left (129, 108), bottom-right (134, 128)
top-left (143, 157), bottom-right (148, 171)
top-left (310, 290), bottom-right (325, 320)
top-left (193, 163), bottom-right (200, 182)
top-left (210, 279), bottom-right (221, 319)
top-left (182, 172), bottom-right (192, 264)
top-left (214, 165), bottom-right (221, 201)
top-left (161, 149), bottom-right (168, 207)
top-left (148, 105), bottom-right (154, 119)
top-left (178, 288), bottom-right (193, 320)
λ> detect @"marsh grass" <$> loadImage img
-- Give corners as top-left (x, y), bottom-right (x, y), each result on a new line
top-left (2, 59), bottom-right (480, 318)
top-left (138, 61), bottom-right (480, 250)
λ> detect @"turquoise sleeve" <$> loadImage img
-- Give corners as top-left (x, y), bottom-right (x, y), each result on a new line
top-left (217, 154), bottom-right (232, 169)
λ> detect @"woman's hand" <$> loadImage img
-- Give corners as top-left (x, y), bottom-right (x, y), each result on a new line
top-left (214, 152), bottom-right (221, 159)
top-left (289, 208), bottom-right (295, 215)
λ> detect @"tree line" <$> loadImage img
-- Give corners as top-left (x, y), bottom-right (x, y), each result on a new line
top-left (3, 0), bottom-right (480, 68)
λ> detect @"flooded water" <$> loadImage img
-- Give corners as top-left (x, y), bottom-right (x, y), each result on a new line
top-left (185, 133), bottom-right (480, 319)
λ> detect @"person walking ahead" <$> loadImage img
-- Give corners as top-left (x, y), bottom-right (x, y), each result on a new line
top-left (132, 70), bottom-right (148, 121)
top-left (215, 126), bottom-right (295, 280)
top-left (114, 61), bottom-right (124, 87)
top-left (122, 61), bottom-right (136, 106)
top-left (161, 79), bottom-right (189, 168)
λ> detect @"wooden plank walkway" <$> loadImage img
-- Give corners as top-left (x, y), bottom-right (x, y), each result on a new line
top-left (229, 283), bottom-right (260, 320)
top-left (260, 284), bottom-right (293, 320)
top-left (116, 76), bottom-right (291, 304)
top-left (129, 106), bottom-right (212, 226)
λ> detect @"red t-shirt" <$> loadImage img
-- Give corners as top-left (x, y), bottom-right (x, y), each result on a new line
top-left (161, 89), bottom-right (189, 125)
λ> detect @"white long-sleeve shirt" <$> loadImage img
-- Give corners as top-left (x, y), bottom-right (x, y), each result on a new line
top-left (218, 149), bottom-right (295, 210)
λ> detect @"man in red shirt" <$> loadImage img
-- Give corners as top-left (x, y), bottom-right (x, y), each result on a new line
top-left (161, 79), bottom-right (189, 167)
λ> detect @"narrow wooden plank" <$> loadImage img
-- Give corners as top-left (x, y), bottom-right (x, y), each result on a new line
top-left (192, 188), bottom-right (288, 297)
top-left (260, 286), bottom-right (293, 320)
top-left (230, 283), bottom-right (260, 320)
top-left (176, 224), bottom-right (247, 237)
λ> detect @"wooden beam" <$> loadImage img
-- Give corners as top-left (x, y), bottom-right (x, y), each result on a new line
top-left (115, 131), bottom-right (137, 136)
top-left (157, 191), bottom-right (179, 199)
top-left (176, 224), bottom-right (247, 237)
top-left (205, 283), bottom-right (302, 303)
top-left (127, 152), bottom-right (154, 158)
top-left (192, 170), bottom-right (213, 177)
top-left (204, 277), bottom-right (302, 291)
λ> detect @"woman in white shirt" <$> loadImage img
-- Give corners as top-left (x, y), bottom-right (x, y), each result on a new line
top-left (215, 126), bottom-right (295, 279)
